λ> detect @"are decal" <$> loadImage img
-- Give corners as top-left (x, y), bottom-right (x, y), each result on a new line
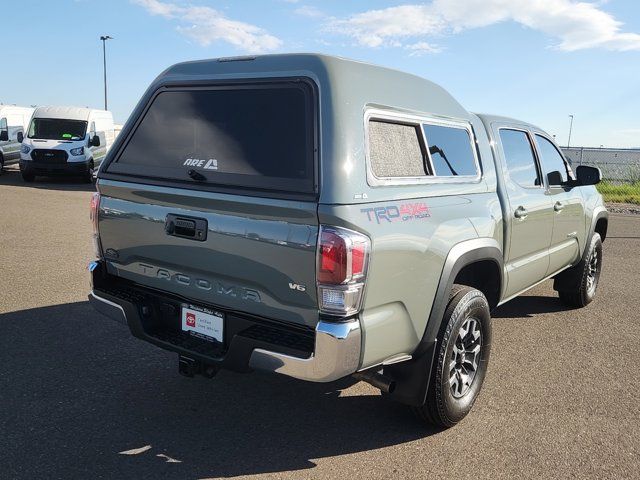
top-left (361, 202), bottom-right (431, 224)
top-left (183, 158), bottom-right (218, 170)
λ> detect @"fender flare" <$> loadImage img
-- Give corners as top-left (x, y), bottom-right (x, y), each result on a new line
top-left (384, 237), bottom-right (504, 407)
top-left (588, 206), bottom-right (608, 244)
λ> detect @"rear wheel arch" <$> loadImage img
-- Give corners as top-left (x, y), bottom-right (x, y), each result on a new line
top-left (384, 238), bottom-right (503, 407)
top-left (453, 259), bottom-right (501, 310)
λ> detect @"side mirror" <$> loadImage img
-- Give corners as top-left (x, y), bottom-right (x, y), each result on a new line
top-left (547, 170), bottom-right (563, 187)
top-left (576, 165), bottom-right (601, 186)
top-left (17, 132), bottom-right (24, 143)
top-left (0, 130), bottom-right (8, 142)
top-left (90, 135), bottom-right (101, 147)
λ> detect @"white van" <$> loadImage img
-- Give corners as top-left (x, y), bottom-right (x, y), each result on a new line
top-left (19, 106), bottom-right (115, 182)
top-left (0, 105), bottom-right (34, 173)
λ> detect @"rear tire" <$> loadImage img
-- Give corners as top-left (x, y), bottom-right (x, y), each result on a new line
top-left (413, 284), bottom-right (492, 427)
top-left (557, 233), bottom-right (602, 308)
top-left (22, 171), bottom-right (35, 182)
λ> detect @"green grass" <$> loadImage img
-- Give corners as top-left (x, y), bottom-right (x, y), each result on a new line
top-left (597, 181), bottom-right (640, 205)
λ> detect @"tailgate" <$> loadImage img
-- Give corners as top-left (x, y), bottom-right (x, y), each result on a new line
top-left (97, 181), bottom-right (319, 328)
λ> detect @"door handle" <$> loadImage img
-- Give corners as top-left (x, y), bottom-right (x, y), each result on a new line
top-left (165, 214), bottom-right (208, 241)
top-left (514, 206), bottom-right (528, 219)
top-left (554, 201), bottom-right (564, 212)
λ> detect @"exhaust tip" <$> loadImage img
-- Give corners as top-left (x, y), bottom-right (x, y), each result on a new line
top-left (353, 370), bottom-right (395, 394)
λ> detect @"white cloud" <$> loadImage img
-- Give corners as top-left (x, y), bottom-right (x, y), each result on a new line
top-left (620, 128), bottom-right (640, 136)
top-left (294, 5), bottom-right (325, 18)
top-left (132, 0), bottom-right (282, 53)
top-left (405, 41), bottom-right (442, 56)
top-left (330, 0), bottom-right (640, 52)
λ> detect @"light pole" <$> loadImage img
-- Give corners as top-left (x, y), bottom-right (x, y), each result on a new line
top-left (567, 114), bottom-right (574, 148)
top-left (100, 35), bottom-right (113, 110)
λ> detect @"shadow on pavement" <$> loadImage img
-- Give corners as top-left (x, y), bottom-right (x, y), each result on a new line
top-left (492, 294), bottom-right (575, 319)
top-left (0, 302), bottom-right (436, 479)
top-left (0, 165), bottom-right (95, 192)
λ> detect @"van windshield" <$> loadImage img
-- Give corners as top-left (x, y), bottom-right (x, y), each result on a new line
top-left (28, 118), bottom-right (87, 141)
top-left (108, 81), bottom-right (316, 196)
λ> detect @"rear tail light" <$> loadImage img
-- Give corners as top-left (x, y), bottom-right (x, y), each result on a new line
top-left (317, 225), bottom-right (370, 316)
top-left (90, 192), bottom-right (102, 258)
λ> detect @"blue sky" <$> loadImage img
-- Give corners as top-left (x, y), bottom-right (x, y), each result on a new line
top-left (2, 0), bottom-right (639, 147)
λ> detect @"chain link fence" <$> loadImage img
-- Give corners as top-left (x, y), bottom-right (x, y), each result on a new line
top-left (562, 147), bottom-right (640, 183)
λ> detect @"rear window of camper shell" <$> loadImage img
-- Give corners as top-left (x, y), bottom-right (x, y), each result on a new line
top-left (107, 80), bottom-right (317, 196)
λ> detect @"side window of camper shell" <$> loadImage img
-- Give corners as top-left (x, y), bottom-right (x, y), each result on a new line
top-left (367, 115), bottom-right (479, 182)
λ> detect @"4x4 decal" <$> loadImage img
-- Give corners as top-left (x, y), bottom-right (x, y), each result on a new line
top-left (361, 202), bottom-right (431, 224)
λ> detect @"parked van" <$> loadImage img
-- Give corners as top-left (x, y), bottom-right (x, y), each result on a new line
top-left (19, 106), bottom-right (115, 182)
top-left (0, 105), bottom-right (34, 173)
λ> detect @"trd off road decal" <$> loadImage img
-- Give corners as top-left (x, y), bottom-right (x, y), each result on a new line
top-left (361, 202), bottom-right (431, 224)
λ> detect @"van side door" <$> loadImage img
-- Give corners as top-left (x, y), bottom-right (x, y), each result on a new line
top-left (533, 133), bottom-right (586, 274)
top-left (496, 127), bottom-right (554, 297)
top-left (1, 116), bottom-right (19, 162)
top-left (89, 119), bottom-right (107, 165)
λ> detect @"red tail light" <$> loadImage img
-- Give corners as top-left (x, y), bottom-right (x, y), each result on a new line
top-left (90, 192), bottom-right (102, 257)
top-left (319, 229), bottom-right (348, 284)
top-left (317, 226), bottom-right (370, 316)
top-left (90, 193), bottom-right (100, 231)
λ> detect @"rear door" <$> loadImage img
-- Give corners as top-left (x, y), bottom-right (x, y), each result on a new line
top-left (533, 133), bottom-right (586, 274)
top-left (97, 79), bottom-right (320, 328)
top-left (496, 127), bottom-right (553, 297)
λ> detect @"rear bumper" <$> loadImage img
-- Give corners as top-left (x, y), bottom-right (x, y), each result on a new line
top-left (249, 320), bottom-right (361, 382)
top-left (88, 261), bottom-right (361, 382)
top-left (20, 160), bottom-right (90, 176)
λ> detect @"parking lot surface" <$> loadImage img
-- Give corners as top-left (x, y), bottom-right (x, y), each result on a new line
top-left (1, 166), bottom-right (638, 479)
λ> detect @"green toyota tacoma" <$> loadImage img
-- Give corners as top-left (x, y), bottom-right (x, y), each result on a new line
top-left (88, 54), bottom-right (608, 427)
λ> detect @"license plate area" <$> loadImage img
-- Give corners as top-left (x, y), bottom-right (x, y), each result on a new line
top-left (181, 304), bottom-right (224, 343)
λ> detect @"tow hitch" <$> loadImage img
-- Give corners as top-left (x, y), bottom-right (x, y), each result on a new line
top-left (178, 355), bottom-right (218, 379)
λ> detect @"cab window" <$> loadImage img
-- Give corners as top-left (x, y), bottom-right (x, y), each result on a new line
top-left (499, 129), bottom-right (541, 188)
top-left (0, 118), bottom-right (7, 138)
top-left (535, 134), bottom-right (569, 184)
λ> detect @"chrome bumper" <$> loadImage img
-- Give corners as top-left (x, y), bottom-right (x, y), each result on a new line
top-left (249, 319), bottom-right (362, 383)
top-left (89, 291), bottom-right (127, 326)
top-left (89, 286), bottom-right (362, 383)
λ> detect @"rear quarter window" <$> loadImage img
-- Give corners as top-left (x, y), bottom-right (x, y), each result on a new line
top-left (108, 81), bottom-right (316, 195)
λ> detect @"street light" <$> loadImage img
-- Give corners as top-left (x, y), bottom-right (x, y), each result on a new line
top-left (567, 114), bottom-right (574, 148)
top-left (100, 35), bottom-right (113, 110)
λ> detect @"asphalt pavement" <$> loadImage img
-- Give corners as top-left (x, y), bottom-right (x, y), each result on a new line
top-left (0, 165), bottom-right (638, 479)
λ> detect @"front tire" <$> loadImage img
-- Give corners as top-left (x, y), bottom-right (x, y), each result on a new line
top-left (557, 233), bottom-right (602, 308)
top-left (83, 162), bottom-right (95, 184)
top-left (413, 285), bottom-right (492, 427)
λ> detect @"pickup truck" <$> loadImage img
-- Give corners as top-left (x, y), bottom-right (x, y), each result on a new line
top-left (88, 54), bottom-right (608, 427)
